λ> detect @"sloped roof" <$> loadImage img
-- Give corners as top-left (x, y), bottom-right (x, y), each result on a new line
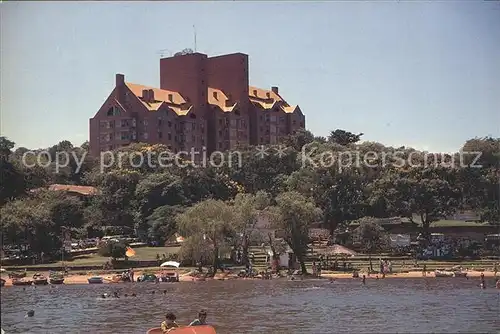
top-left (40, 184), bottom-right (101, 196)
top-left (208, 87), bottom-right (238, 112)
top-left (125, 83), bottom-right (193, 115)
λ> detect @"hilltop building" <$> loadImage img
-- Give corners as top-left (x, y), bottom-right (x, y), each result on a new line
top-left (89, 52), bottom-right (305, 156)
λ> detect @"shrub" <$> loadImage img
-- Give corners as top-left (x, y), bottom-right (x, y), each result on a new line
top-left (97, 240), bottom-right (127, 259)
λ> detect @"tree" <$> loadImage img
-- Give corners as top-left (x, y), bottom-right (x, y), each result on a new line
top-left (145, 205), bottom-right (184, 244)
top-left (267, 191), bottom-right (322, 274)
top-left (0, 136), bottom-right (15, 159)
top-left (280, 129), bottom-right (315, 151)
top-left (176, 199), bottom-right (236, 276)
top-left (328, 129), bottom-right (363, 146)
top-left (353, 219), bottom-right (389, 271)
top-left (461, 137), bottom-right (500, 169)
top-left (232, 191), bottom-right (270, 265)
top-left (98, 240), bottom-right (127, 260)
top-left (318, 169), bottom-right (368, 235)
top-left (369, 168), bottom-right (461, 238)
top-left (0, 190), bottom-right (84, 258)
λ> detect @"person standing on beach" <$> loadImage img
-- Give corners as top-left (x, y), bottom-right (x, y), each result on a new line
top-left (129, 268), bottom-right (134, 282)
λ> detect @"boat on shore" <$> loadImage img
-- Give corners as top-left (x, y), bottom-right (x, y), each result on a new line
top-left (12, 278), bottom-right (33, 286)
top-left (33, 273), bottom-right (48, 285)
top-left (434, 270), bottom-right (454, 278)
top-left (137, 273), bottom-right (157, 283)
top-left (88, 276), bottom-right (104, 284)
top-left (49, 272), bottom-right (65, 284)
top-left (453, 271), bottom-right (467, 278)
top-left (50, 277), bottom-right (65, 284)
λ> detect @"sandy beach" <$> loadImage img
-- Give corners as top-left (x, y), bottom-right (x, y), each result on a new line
top-left (1, 270), bottom-right (498, 287)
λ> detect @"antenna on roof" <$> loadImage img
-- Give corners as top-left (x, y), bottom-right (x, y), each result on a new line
top-left (193, 25), bottom-right (197, 52)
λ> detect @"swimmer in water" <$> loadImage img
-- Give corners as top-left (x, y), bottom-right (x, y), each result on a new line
top-left (132, 293), bottom-right (137, 297)
top-left (163, 290), bottom-right (167, 295)
top-left (26, 310), bottom-right (35, 318)
top-left (113, 291), bottom-right (119, 298)
top-left (362, 275), bottom-right (366, 284)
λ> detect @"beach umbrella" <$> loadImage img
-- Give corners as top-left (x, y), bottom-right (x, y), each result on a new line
top-left (160, 261), bottom-right (180, 268)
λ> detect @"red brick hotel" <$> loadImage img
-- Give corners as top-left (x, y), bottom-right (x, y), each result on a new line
top-left (89, 52), bottom-right (305, 156)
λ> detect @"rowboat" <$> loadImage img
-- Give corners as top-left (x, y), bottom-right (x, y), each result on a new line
top-left (137, 274), bottom-right (157, 282)
top-left (434, 270), bottom-right (454, 278)
top-left (50, 277), bottom-right (65, 284)
top-left (88, 276), bottom-right (104, 284)
top-left (12, 278), bottom-right (33, 286)
top-left (33, 277), bottom-right (48, 285)
top-left (33, 274), bottom-right (48, 285)
top-left (453, 271), bottom-right (467, 278)
top-left (147, 325), bottom-right (216, 334)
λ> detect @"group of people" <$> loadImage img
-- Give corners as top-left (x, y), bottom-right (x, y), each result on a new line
top-left (160, 310), bottom-right (208, 332)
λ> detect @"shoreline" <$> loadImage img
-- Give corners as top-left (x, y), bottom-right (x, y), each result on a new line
top-left (1, 270), bottom-right (498, 287)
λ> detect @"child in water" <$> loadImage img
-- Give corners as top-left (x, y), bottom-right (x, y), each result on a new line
top-left (161, 312), bottom-right (179, 333)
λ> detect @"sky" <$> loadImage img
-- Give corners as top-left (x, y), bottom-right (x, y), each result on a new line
top-left (1, 1), bottom-right (499, 153)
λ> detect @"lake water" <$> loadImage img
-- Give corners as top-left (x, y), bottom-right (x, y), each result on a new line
top-left (1, 278), bottom-right (499, 333)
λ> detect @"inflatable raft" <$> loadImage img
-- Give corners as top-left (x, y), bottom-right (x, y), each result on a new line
top-left (147, 325), bottom-right (216, 334)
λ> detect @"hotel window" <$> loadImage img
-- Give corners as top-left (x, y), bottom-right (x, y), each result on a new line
top-left (121, 132), bottom-right (129, 140)
top-left (121, 119), bottom-right (129, 127)
top-left (292, 120), bottom-right (296, 125)
top-left (192, 123), bottom-right (196, 130)
top-left (158, 119), bottom-right (163, 126)
top-left (168, 133), bottom-right (172, 140)
top-left (159, 132), bottom-right (163, 139)
top-left (132, 119), bottom-right (137, 127)
top-left (143, 120), bottom-right (148, 126)
top-left (168, 121), bottom-right (172, 127)
top-left (192, 135), bottom-right (196, 143)
top-left (280, 117), bottom-right (285, 123)
top-left (143, 132), bottom-right (149, 139)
